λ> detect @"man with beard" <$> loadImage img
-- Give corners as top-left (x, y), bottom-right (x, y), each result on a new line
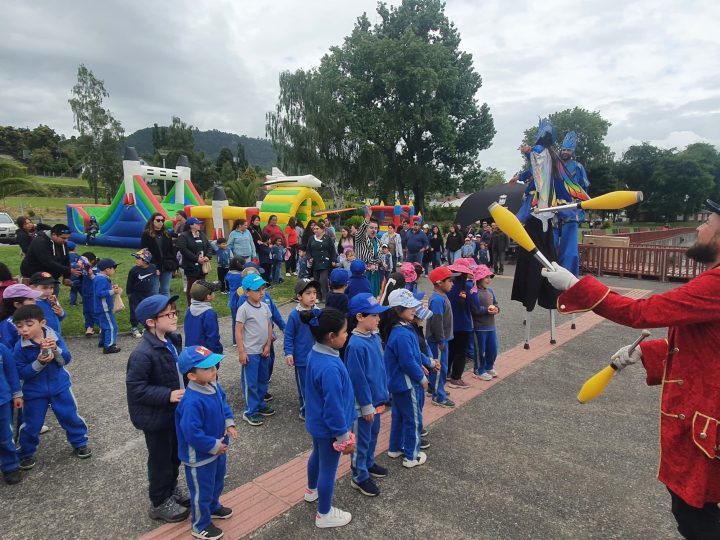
top-left (542, 199), bottom-right (720, 539)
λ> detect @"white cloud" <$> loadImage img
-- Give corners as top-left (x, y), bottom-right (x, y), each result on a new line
top-left (0, 0), bottom-right (718, 179)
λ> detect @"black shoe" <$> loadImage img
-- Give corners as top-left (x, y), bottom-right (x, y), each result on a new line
top-left (259, 405), bottom-right (276, 416)
top-left (368, 464), bottom-right (388, 478)
top-left (211, 505), bottom-right (233, 519)
top-left (74, 446), bottom-right (92, 459)
top-left (173, 486), bottom-right (190, 507)
top-left (19, 457), bottom-right (35, 470)
top-left (420, 437), bottom-right (430, 449)
top-left (350, 477), bottom-right (380, 497)
top-left (103, 345), bottom-right (121, 354)
top-left (191, 524), bottom-right (224, 539)
top-left (264, 392), bottom-right (273, 402)
top-left (420, 429), bottom-right (429, 437)
top-left (3, 469), bottom-right (21, 485)
top-left (149, 497), bottom-right (190, 523)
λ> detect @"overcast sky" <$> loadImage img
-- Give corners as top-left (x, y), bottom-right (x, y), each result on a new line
top-left (1, 0), bottom-right (718, 176)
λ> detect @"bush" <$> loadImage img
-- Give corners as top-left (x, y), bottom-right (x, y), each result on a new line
top-left (424, 206), bottom-right (457, 223)
top-left (342, 214), bottom-right (365, 228)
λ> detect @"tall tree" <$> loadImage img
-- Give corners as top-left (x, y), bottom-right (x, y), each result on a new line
top-left (615, 143), bottom-right (673, 220)
top-left (267, 0), bottom-right (495, 211)
top-left (68, 64), bottom-right (124, 202)
top-left (216, 147), bottom-right (236, 174)
top-left (648, 153), bottom-right (714, 221)
top-left (225, 166), bottom-right (262, 207)
top-left (236, 142), bottom-right (248, 170)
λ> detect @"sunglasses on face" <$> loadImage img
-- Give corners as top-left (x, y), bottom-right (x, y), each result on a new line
top-left (154, 218), bottom-right (165, 223)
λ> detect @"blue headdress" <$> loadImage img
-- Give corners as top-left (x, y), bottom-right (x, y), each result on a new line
top-left (535, 117), bottom-right (556, 147)
top-left (561, 131), bottom-right (577, 152)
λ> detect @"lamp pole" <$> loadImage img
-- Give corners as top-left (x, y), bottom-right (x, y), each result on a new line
top-left (157, 149), bottom-right (170, 196)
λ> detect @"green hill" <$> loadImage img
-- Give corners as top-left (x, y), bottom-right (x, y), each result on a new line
top-left (124, 128), bottom-right (277, 170)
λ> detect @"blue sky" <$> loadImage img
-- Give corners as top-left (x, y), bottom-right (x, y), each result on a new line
top-left (1, 0), bottom-right (718, 176)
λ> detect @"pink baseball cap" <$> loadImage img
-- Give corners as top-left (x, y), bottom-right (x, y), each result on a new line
top-left (3, 284), bottom-right (43, 300)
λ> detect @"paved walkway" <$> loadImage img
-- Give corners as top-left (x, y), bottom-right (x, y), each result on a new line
top-left (2, 272), bottom-right (682, 539)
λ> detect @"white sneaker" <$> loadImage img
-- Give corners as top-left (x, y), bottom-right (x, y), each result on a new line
top-left (479, 373), bottom-right (493, 381)
top-left (488, 369), bottom-right (498, 378)
top-left (402, 452), bottom-right (427, 468)
top-left (39, 424), bottom-right (51, 434)
top-left (387, 450), bottom-right (403, 459)
top-left (131, 328), bottom-right (142, 338)
top-left (304, 487), bottom-right (318, 502)
top-left (285, 272), bottom-right (291, 277)
top-left (315, 506), bottom-right (352, 528)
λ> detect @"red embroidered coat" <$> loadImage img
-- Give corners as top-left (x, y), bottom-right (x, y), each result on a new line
top-left (558, 269), bottom-right (720, 508)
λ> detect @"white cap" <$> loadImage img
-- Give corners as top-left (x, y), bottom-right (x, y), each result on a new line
top-left (388, 288), bottom-right (423, 309)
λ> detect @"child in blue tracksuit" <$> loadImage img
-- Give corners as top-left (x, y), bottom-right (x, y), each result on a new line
top-left (226, 258), bottom-right (245, 346)
top-left (0, 284), bottom-right (42, 350)
top-left (29, 272), bottom-right (66, 335)
top-left (93, 258), bottom-right (122, 354)
top-left (67, 241), bottom-right (82, 305)
top-left (80, 252), bottom-right (98, 336)
top-left (13, 304), bottom-right (91, 469)
top-left (284, 279), bottom-right (320, 420)
top-left (176, 346), bottom-right (236, 540)
top-left (346, 260), bottom-right (371, 302)
top-left (470, 266), bottom-right (499, 380)
top-left (382, 289), bottom-right (437, 468)
top-left (185, 280), bottom-right (223, 354)
top-left (302, 307), bottom-right (356, 529)
top-left (127, 249), bottom-right (157, 338)
top-left (426, 267), bottom-right (455, 408)
top-left (0, 342), bottom-right (22, 484)
top-left (345, 293), bottom-right (389, 497)
top-left (235, 273), bottom-right (275, 426)
top-left (270, 238), bottom-right (286, 284)
top-left (296, 247), bottom-right (309, 279)
top-left (213, 238), bottom-right (232, 293)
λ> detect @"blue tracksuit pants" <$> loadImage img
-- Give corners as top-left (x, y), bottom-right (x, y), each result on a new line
top-left (185, 453), bottom-right (226, 533)
top-left (294, 366), bottom-right (306, 417)
top-left (473, 329), bottom-right (498, 375)
top-left (96, 309), bottom-right (118, 348)
top-left (428, 340), bottom-right (449, 402)
top-left (18, 389), bottom-right (88, 459)
top-left (389, 385), bottom-right (423, 461)
top-left (82, 292), bottom-right (96, 329)
top-left (351, 413), bottom-right (381, 483)
top-left (240, 354), bottom-right (270, 417)
top-left (307, 437), bottom-right (341, 515)
top-left (0, 401), bottom-right (19, 472)
top-left (555, 221), bottom-right (580, 277)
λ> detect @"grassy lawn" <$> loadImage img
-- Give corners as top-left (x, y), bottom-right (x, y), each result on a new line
top-left (0, 196), bottom-right (96, 221)
top-left (0, 244), bottom-right (297, 336)
top-left (29, 175), bottom-right (88, 188)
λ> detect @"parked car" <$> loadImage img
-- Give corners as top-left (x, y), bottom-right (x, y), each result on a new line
top-left (0, 213), bottom-right (17, 243)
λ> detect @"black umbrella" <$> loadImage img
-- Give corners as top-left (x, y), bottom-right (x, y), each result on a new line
top-left (454, 182), bottom-right (527, 227)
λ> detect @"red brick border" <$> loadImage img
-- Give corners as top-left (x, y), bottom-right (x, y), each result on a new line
top-left (141, 287), bottom-right (649, 539)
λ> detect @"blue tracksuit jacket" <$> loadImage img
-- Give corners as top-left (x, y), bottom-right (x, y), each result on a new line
top-left (283, 307), bottom-right (315, 368)
top-left (345, 331), bottom-right (388, 415)
top-left (384, 323), bottom-right (429, 394)
top-left (0, 343), bottom-right (21, 405)
top-left (226, 271), bottom-right (244, 309)
top-left (448, 279), bottom-right (474, 332)
top-left (14, 327), bottom-right (72, 399)
top-left (346, 275), bottom-right (372, 300)
top-left (304, 343), bottom-right (356, 440)
top-left (184, 302), bottom-right (223, 354)
top-left (0, 318), bottom-right (19, 350)
top-left (36, 297), bottom-right (65, 335)
top-left (176, 380), bottom-right (235, 467)
top-left (93, 273), bottom-right (115, 315)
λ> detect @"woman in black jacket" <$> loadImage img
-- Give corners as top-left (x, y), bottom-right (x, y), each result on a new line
top-left (306, 221), bottom-right (337, 302)
top-left (429, 224), bottom-right (445, 269)
top-left (16, 216), bottom-right (36, 255)
top-left (249, 214), bottom-right (263, 257)
top-left (141, 213), bottom-right (177, 297)
top-left (445, 224), bottom-right (464, 264)
top-left (176, 218), bottom-right (212, 304)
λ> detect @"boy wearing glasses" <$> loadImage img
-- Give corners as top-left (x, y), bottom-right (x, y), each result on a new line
top-left (126, 295), bottom-right (190, 524)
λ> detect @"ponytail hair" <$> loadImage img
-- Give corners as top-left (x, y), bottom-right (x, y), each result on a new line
top-left (299, 307), bottom-right (346, 343)
top-left (380, 306), bottom-right (405, 344)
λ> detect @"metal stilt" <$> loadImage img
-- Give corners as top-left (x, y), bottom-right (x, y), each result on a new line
top-left (524, 310), bottom-right (530, 349)
top-left (571, 313), bottom-right (576, 330)
top-left (550, 309), bottom-right (557, 344)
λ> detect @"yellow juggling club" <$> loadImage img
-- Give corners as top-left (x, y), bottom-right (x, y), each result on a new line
top-left (489, 202), bottom-right (554, 271)
top-left (534, 191), bottom-right (643, 214)
top-left (577, 329), bottom-right (651, 404)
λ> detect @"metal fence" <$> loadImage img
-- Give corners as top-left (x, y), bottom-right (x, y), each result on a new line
top-left (578, 244), bottom-right (707, 282)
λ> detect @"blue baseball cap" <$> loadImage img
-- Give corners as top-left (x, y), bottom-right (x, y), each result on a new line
top-left (186, 217), bottom-right (203, 226)
top-left (350, 259), bottom-right (366, 274)
top-left (67, 241), bottom-right (77, 250)
top-left (330, 268), bottom-right (350, 286)
top-left (178, 346), bottom-right (224, 374)
top-left (242, 273), bottom-right (267, 291)
top-left (242, 261), bottom-right (265, 274)
top-left (349, 293), bottom-right (389, 316)
top-left (135, 294), bottom-right (179, 324)
top-left (97, 258), bottom-right (119, 271)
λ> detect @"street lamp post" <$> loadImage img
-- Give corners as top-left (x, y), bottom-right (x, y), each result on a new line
top-left (157, 149), bottom-right (170, 195)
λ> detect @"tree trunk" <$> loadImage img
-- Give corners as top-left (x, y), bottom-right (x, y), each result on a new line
top-left (413, 184), bottom-right (425, 214)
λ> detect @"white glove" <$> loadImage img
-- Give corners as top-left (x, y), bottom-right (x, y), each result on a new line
top-left (541, 261), bottom-right (579, 291)
top-left (610, 344), bottom-right (642, 371)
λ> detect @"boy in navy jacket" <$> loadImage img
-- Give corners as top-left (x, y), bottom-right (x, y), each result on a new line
top-left (93, 258), bottom-right (122, 354)
top-left (0, 342), bottom-right (22, 484)
top-left (13, 304), bottom-right (90, 471)
top-left (213, 238), bottom-right (232, 293)
top-left (29, 272), bottom-right (66, 335)
top-left (345, 293), bottom-right (389, 497)
top-left (176, 346), bottom-right (236, 540)
top-left (127, 248), bottom-right (157, 338)
top-left (126, 294), bottom-right (190, 524)
top-left (184, 280), bottom-right (223, 354)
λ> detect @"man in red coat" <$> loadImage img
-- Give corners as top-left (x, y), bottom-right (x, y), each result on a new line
top-left (543, 200), bottom-right (720, 540)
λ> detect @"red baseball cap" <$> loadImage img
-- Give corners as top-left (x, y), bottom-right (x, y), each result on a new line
top-left (429, 266), bottom-right (457, 283)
